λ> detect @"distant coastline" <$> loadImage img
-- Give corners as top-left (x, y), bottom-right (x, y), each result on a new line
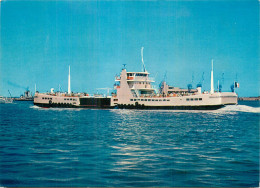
top-left (238, 97), bottom-right (260, 101)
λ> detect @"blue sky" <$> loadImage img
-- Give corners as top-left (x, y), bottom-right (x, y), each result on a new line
top-left (0, 0), bottom-right (259, 97)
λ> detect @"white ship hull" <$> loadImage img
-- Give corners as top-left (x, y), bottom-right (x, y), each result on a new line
top-left (34, 91), bottom-right (237, 110)
top-left (112, 93), bottom-right (237, 110)
top-left (34, 93), bottom-right (112, 108)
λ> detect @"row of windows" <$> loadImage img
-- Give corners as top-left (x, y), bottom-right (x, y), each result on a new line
top-left (64, 98), bottom-right (77, 101)
top-left (42, 97), bottom-right (52, 100)
top-left (135, 73), bottom-right (147, 77)
top-left (127, 73), bottom-right (147, 77)
top-left (53, 102), bottom-right (77, 105)
top-left (136, 82), bottom-right (148, 84)
top-left (42, 97), bottom-right (76, 101)
top-left (186, 98), bottom-right (202, 101)
top-left (130, 99), bottom-right (170, 102)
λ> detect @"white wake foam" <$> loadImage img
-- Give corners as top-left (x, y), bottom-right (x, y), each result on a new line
top-left (30, 105), bottom-right (85, 111)
top-left (30, 105), bottom-right (40, 109)
top-left (30, 104), bottom-right (259, 114)
top-left (217, 105), bottom-right (260, 113)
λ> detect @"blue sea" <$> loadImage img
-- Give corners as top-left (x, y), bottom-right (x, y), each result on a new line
top-left (0, 101), bottom-right (259, 187)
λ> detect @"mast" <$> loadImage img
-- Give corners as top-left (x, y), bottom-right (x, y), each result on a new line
top-left (141, 47), bottom-right (146, 72)
top-left (218, 80), bottom-right (219, 92)
top-left (210, 59), bottom-right (214, 94)
top-left (68, 65), bottom-right (71, 94)
top-left (233, 81), bottom-right (235, 93)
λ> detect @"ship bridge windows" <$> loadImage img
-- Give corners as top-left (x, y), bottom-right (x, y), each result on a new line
top-left (135, 73), bottom-right (147, 77)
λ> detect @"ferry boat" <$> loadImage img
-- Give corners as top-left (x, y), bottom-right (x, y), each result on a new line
top-left (34, 59), bottom-right (237, 110)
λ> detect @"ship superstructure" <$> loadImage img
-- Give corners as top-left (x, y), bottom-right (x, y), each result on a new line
top-left (110, 63), bottom-right (237, 110)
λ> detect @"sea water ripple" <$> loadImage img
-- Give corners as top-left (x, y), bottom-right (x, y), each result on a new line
top-left (0, 101), bottom-right (259, 187)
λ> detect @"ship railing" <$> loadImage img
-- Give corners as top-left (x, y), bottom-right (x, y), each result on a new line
top-left (45, 92), bottom-right (93, 97)
top-left (129, 85), bottom-right (156, 90)
top-left (136, 93), bottom-right (196, 98)
top-left (128, 77), bottom-right (154, 82)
